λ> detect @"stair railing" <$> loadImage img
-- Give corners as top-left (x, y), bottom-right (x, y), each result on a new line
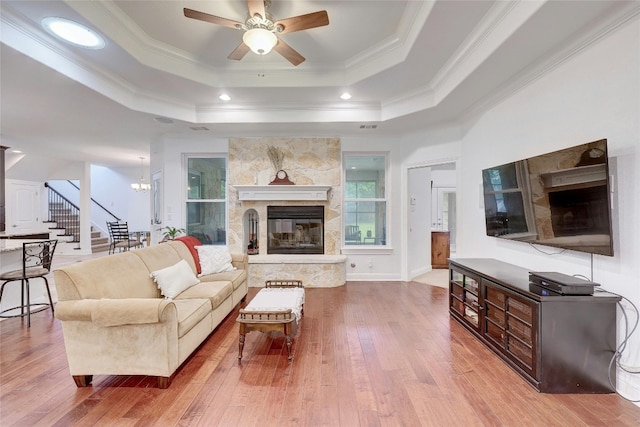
top-left (64, 180), bottom-right (120, 222)
top-left (44, 182), bottom-right (81, 242)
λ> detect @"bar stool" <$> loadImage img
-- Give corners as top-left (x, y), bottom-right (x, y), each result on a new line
top-left (0, 239), bottom-right (58, 327)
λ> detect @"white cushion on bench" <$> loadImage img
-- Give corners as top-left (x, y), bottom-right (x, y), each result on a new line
top-left (244, 288), bottom-right (305, 322)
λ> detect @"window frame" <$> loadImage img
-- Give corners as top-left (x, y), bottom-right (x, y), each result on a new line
top-left (183, 154), bottom-right (228, 245)
top-left (342, 152), bottom-right (390, 250)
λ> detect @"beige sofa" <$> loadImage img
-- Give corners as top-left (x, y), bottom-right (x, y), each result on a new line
top-left (54, 241), bottom-right (247, 388)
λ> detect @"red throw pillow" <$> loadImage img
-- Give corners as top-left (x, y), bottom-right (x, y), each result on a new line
top-left (175, 236), bottom-right (203, 274)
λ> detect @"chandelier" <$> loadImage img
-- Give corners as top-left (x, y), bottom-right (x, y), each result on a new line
top-left (131, 157), bottom-right (151, 192)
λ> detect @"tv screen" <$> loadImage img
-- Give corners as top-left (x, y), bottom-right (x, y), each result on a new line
top-left (482, 139), bottom-right (614, 256)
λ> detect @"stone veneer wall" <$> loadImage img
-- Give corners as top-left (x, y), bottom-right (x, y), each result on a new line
top-left (228, 138), bottom-right (345, 287)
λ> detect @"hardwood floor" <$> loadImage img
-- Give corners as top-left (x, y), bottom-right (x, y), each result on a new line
top-left (1, 281), bottom-right (640, 426)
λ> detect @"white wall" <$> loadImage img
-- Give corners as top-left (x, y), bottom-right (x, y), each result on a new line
top-left (445, 17), bottom-right (639, 397)
top-left (407, 166), bottom-right (431, 278)
top-left (90, 165), bottom-right (151, 234)
top-left (150, 134), bottom-right (229, 243)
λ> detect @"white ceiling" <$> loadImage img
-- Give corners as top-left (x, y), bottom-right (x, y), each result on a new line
top-left (1, 0), bottom-right (638, 167)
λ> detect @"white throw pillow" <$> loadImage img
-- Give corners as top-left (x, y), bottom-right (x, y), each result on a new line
top-left (195, 245), bottom-right (236, 276)
top-left (150, 259), bottom-right (200, 299)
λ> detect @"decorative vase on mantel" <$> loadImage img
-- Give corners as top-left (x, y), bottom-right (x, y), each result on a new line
top-left (266, 145), bottom-right (294, 185)
top-left (269, 169), bottom-right (294, 185)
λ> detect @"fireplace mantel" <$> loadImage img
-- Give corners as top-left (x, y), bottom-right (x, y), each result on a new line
top-left (233, 185), bottom-right (331, 201)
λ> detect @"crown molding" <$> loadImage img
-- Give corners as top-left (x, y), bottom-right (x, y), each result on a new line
top-left (67, 0), bottom-right (431, 90)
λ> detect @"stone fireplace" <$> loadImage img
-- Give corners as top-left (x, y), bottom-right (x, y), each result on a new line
top-left (228, 138), bottom-right (346, 288)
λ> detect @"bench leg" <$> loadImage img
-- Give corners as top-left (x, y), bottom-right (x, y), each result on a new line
top-left (285, 334), bottom-right (292, 361)
top-left (238, 333), bottom-right (245, 361)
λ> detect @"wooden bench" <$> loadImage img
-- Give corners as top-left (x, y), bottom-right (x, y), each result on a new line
top-left (237, 280), bottom-right (304, 362)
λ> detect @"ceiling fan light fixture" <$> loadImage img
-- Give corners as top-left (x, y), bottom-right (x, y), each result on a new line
top-left (243, 28), bottom-right (277, 55)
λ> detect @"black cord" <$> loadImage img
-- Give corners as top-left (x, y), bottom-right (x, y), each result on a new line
top-left (528, 242), bottom-right (567, 256)
top-left (528, 245), bottom-right (639, 399)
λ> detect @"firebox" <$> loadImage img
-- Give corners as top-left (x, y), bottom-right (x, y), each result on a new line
top-left (267, 206), bottom-right (324, 254)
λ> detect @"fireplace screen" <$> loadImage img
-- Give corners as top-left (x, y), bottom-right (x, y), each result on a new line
top-left (267, 206), bottom-right (324, 254)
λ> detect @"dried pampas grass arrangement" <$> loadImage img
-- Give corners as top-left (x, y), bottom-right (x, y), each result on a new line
top-left (267, 145), bottom-right (285, 172)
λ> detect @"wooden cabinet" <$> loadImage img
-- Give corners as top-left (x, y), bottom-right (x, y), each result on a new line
top-left (449, 258), bottom-right (619, 393)
top-left (431, 231), bottom-right (450, 269)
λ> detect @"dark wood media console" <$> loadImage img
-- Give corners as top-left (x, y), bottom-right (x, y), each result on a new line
top-left (448, 258), bottom-right (620, 393)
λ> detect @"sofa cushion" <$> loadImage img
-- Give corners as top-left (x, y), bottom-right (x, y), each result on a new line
top-left (171, 298), bottom-right (212, 338)
top-left (132, 242), bottom-right (184, 275)
top-left (199, 269), bottom-right (247, 291)
top-left (174, 236), bottom-right (203, 274)
top-left (175, 280), bottom-right (234, 310)
top-left (195, 245), bottom-right (235, 276)
top-left (55, 252), bottom-right (159, 300)
top-left (150, 260), bottom-right (200, 299)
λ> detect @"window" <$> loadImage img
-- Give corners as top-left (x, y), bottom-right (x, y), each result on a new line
top-left (185, 156), bottom-right (227, 245)
top-left (344, 154), bottom-right (388, 246)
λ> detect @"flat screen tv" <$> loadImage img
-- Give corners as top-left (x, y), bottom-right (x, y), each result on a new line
top-left (482, 139), bottom-right (614, 256)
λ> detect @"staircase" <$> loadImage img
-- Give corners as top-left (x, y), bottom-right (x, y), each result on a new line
top-left (91, 229), bottom-right (110, 253)
top-left (45, 182), bottom-right (119, 254)
top-left (46, 202), bottom-right (110, 253)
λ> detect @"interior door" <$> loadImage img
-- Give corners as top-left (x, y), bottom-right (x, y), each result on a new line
top-left (7, 181), bottom-right (40, 233)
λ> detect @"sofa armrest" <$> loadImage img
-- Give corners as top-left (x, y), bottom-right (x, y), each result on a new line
top-left (231, 253), bottom-right (248, 271)
top-left (56, 298), bottom-right (176, 327)
top-left (55, 299), bottom-right (97, 321)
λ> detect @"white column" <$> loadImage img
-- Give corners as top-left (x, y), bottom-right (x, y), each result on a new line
top-left (79, 162), bottom-right (92, 254)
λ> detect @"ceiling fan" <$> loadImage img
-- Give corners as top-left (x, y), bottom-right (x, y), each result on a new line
top-left (184, 0), bottom-right (329, 66)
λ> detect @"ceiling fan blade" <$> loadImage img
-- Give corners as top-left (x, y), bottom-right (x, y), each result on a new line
top-left (275, 11), bottom-right (329, 34)
top-left (274, 39), bottom-right (305, 66)
top-left (183, 8), bottom-right (243, 30)
top-left (228, 42), bottom-right (251, 61)
top-left (247, 0), bottom-right (266, 19)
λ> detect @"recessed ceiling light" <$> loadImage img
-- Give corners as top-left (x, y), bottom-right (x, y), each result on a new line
top-left (42, 17), bottom-right (105, 49)
top-left (340, 92), bottom-right (352, 100)
top-left (11, 149), bottom-right (23, 154)
top-left (219, 94), bottom-right (231, 101)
